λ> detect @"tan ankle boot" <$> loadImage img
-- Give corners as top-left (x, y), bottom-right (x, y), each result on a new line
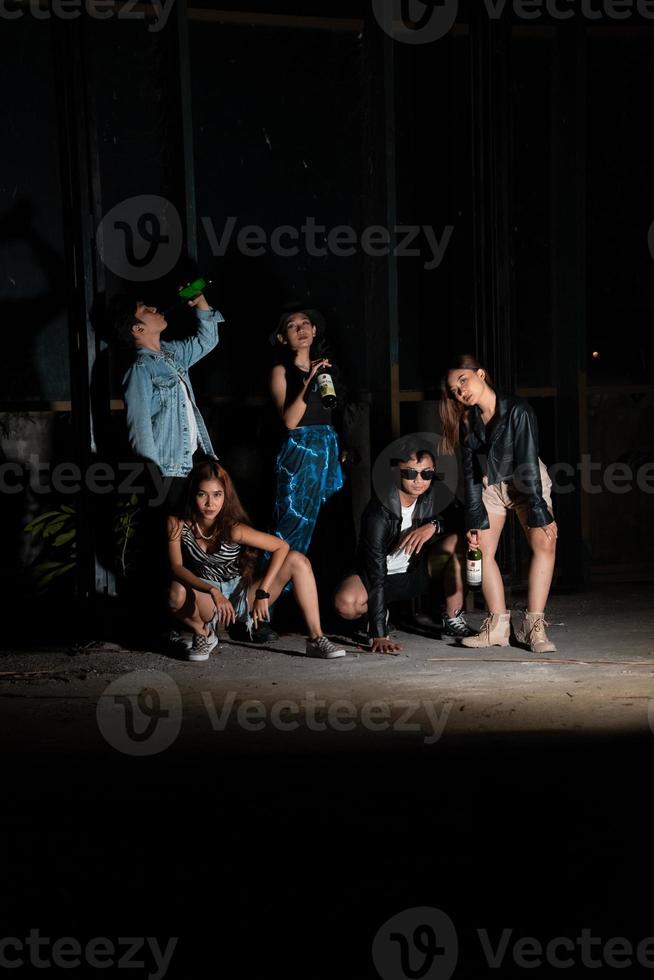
top-left (461, 613), bottom-right (510, 648)
top-left (518, 612), bottom-right (556, 654)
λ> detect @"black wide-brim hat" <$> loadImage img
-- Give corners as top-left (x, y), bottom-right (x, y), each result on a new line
top-left (268, 306), bottom-right (326, 345)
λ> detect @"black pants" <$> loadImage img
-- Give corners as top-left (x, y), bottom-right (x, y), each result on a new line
top-left (359, 551), bottom-right (432, 604)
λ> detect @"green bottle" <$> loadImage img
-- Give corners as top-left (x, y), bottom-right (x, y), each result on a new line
top-left (178, 277), bottom-right (209, 300)
top-left (466, 546), bottom-right (483, 590)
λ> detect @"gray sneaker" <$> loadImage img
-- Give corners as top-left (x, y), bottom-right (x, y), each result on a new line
top-left (305, 636), bottom-right (346, 659)
top-left (168, 629), bottom-right (193, 652)
top-left (188, 628), bottom-right (219, 662)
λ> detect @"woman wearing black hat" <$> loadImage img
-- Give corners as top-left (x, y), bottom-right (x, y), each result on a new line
top-left (269, 309), bottom-right (345, 557)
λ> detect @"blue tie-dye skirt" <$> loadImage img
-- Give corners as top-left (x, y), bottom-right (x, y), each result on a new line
top-left (272, 424), bottom-right (344, 555)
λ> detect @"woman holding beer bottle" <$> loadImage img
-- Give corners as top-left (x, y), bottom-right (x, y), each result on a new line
top-left (439, 354), bottom-right (558, 653)
top-left (269, 309), bottom-right (346, 556)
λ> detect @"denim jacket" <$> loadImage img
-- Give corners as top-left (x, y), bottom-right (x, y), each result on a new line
top-left (122, 307), bottom-right (223, 477)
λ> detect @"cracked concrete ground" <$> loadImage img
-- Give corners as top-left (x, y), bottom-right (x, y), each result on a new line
top-left (1, 584), bottom-right (653, 755)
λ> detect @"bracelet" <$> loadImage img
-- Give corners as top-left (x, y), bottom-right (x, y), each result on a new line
top-left (255, 588), bottom-right (270, 600)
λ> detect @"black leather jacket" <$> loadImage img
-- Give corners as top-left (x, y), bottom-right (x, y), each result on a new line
top-left (462, 394), bottom-right (551, 531)
top-left (357, 485), bottom-right (455, 639)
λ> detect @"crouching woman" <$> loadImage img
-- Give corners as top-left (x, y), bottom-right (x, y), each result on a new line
top-left (167, 459), bottom-right (346, 661)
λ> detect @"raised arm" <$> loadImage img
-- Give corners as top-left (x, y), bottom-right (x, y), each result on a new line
top-left (172, 294), bottom-right (224, 369)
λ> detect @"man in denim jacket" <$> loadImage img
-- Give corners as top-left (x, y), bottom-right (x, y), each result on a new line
top-left (114, 290), bottom-right (222, 482)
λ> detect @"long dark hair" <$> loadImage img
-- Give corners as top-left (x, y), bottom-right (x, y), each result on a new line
top-left (271, 309), bottom-right (345, 407)
top-left (175, 459), bottom-right (258, 582)
top-left (439, 354), bottom-right (495, 455)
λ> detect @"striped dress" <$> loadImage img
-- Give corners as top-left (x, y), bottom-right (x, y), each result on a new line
top-left (181, 523), bottom-right (242, 584)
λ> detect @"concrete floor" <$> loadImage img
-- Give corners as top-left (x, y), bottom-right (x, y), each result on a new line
top-left (1, 584), bottom-right (653, 754)
top-left (3, 584), bottom-right (654, 978)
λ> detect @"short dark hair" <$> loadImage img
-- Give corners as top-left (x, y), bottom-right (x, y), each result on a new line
top-left (390, 447), bottom-right (436, 468)
top-left (107, 294), bottom-right (142, 349)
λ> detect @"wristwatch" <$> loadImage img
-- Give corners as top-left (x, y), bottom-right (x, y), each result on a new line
top-left (255, 588), bottom-right (271, 600)
top-left (429, 519), bottom-right (441, 534)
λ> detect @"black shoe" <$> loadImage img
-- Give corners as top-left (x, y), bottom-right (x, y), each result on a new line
top-left (228, 621), bottom-right (279, 645)
top-left (440, 609), bottom-right (475, 639)
top-left (350, 612), bottom-right (394, 646)
top-left (350, 623), bottom-right (370, 646)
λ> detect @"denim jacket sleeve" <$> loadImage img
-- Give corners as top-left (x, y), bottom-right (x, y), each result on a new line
top-left (169, 307), bottom-right (223, 369)
top-left (123, 361), bottom-right (160, 468)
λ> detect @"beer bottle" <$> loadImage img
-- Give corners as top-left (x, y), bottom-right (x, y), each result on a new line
top-left (466, 546), bottom-right (483, 590)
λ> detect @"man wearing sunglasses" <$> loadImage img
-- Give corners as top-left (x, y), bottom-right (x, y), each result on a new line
top-left (334, 448), bottom-right (473, 653)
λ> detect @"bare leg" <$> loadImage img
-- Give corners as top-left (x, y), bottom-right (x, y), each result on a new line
top-left (519, 517), bottom-right (557, 613)
top-left (250, 551), bottom-right (323, 638)
top-left (168, 581), bottom-right (215, 635)
top-left (428, 533), bottom-right (465, 616)
top-left (333, 574), bottom-right (369, 620)
top-left (477, 511), bottom-right (508, 614)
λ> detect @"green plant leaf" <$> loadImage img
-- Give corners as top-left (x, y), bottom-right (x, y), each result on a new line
top-left (34, 561), bottom-right (76, 590)
top-left (42, 518), bottom-right (70, 539)
top-left (24, 511), bottom-right (64, 533)
top-left (52, 529), bottom-right (76, 547)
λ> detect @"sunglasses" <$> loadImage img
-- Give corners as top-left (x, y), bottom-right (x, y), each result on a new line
top-left (399, 468), bottom-right (436, 481)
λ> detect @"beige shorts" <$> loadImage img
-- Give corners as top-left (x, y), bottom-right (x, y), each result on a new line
top-left (482, 458), bottom-right (553, 523)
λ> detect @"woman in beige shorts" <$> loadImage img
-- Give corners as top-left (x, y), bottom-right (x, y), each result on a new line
top-left (439, 354), bottom-right (558, 653)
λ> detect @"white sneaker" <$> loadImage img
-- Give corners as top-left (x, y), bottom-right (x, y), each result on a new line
top-left (305, 636), bottom-right (346, 659)
top-left (188, 628), bottom-right (219, 662)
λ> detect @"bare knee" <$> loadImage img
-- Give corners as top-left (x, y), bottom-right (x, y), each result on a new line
top-left (287, 550), bottom-right (312, 574)
top-left (334, 590), bottom-right (359, 620)
top-left (436, 532), bottom-right (458, 558)
top-left (530, 532), bottom-right (557, 559)
top-left (168, 581), bottom-right (188, 611)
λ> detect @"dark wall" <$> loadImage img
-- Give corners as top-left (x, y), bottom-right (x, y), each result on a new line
top-left (0, 20), bottom-right (68, 402)
top-left (3, 6), bottom-right (654, 586)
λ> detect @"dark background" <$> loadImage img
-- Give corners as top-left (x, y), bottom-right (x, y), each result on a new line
top-left (2, 2), bottom-right (654, 977)
top-left (3, 0), bottom-right (654, 602)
